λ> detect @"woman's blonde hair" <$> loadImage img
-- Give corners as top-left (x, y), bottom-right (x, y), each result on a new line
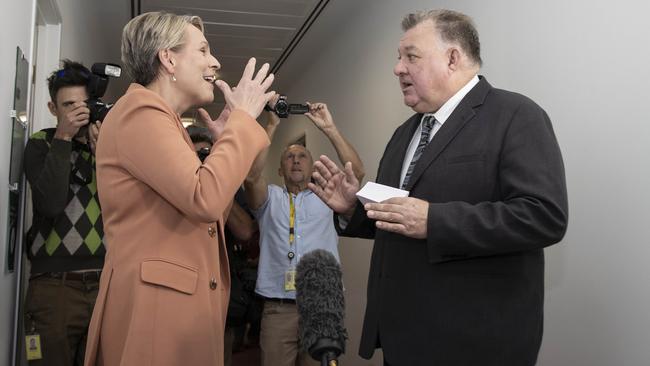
top-left (121, 12), bottom-right (204, 85)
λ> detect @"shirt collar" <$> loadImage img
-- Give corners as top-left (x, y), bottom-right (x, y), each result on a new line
top-left (430, 74), bottom-right (480, 125)
top-left (283, 186), bottom-right (312, 196)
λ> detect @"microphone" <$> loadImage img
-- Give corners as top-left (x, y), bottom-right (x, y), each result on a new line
top-left (296, 249), bottom-right (347, 366)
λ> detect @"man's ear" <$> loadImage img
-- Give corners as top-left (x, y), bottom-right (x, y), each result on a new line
top-left (158, 48), bottom-right (176, 75)
top-left (47, 101), bottom-right (57, 117)
top-left (447, 47), bottom-right (462, 71)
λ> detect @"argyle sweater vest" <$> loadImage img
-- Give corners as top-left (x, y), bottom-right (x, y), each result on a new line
top-left (25, 129), bottom-right (105, 273)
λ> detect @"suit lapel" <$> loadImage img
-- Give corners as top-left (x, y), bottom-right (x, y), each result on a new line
top-left (380, 113), bottom-right (421, 188)
top-left (402, 77), bottom-right (492, 191)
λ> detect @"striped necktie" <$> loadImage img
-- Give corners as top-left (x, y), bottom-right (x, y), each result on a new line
top-left (401, 115), bottom-right (436, 189)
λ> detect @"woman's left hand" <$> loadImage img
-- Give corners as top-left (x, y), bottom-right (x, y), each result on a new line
top-left (198, 107), bottom-right (230, 142)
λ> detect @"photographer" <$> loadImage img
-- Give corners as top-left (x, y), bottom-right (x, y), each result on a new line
top-left (245, 101), bottom-right (364, 366)
top-left (23, 59), bottom-right (105, 366)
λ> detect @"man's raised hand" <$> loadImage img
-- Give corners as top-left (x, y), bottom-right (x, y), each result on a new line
top-left (308, 155), bottom-right (360, 218)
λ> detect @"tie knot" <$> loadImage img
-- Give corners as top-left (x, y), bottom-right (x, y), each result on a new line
top-left (422, 115), bottom-right (435, 131)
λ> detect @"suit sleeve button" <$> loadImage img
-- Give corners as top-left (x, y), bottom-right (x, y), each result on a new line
top-left (208, 226), bottom-right (216, 238)
top-left (209, 278), bottom-right (217, 290)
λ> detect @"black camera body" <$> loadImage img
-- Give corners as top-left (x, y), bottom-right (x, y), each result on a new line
top-left (86, 63), bottom-right (121, 123)
top-left (197, 147), bottom-right (211, 163)
top-left (267, 95), bottom-right (309, 118)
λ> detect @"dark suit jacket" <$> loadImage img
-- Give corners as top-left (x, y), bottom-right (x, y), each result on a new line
top-left (340, 77), bottom-right (568, 366)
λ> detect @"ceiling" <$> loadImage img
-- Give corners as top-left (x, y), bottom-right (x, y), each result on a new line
top-left (136, 0), bottom-right (329, 120)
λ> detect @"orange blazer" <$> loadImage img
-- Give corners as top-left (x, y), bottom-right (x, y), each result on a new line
top-left (84, 84), bottom-right (269, 366)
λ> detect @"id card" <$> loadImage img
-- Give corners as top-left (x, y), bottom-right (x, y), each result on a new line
top-left (284, 269), bottom-right (296, 292)
top-left (25, 334), bottom-right (42, 361)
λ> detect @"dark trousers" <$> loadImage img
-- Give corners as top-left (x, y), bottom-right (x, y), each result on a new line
top-left (24, 273), bottom-right (99, 366)
top-left (224, 326), bottom-right (235, 366)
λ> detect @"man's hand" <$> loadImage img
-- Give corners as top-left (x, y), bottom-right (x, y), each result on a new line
top-left (364, 197), bottom-right (429, 239)
top-left (308, 155), bottom-right (360, 217)
top-left (198, 107), bottom-right (230, 142)
top-left (304, 102), bottom-right (335, 132)
top-left (54, 102), bottom-right (90, 141)
top-left (214, 57), bottom-right (276, 120)
top-left (266, 94), bottom-right (281, 131)
top-left (88, 121), bottom-right (101, 154)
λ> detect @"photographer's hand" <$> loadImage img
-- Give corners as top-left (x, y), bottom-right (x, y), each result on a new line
top-left (265, 94), bottom-right (281, 134)
top-left (88, 121), bottom-right (102, 154)
top-left (304, 102), bottom-right (365, 182)
top-left (266, 93), bottom-right (280, 114)
top-left (215, 58), bottom-right (276, 120)
top-left (264, 109), bottom-right (281, 139)
top-left (53, 101), bottom-right (90, 141)
top-left (305, 102), bottom-right (336, 133)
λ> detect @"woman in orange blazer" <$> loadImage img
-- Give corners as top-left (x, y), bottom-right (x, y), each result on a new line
top-left (84, 12), bottom-right (275, 366)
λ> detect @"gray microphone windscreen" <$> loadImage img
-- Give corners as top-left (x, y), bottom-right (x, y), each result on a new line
top-left (296, 249), bottom-right (347, 355)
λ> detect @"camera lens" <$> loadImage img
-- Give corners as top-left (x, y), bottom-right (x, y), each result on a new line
top-left (275, 101), bottom-right (289, 115)
top-left (197, 147), bottom-right (211, 162)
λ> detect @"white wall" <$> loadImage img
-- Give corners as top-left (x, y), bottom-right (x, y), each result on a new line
top-left (272, 0), bottom-right (650, 365)
top-left (0, 1), bottom-right (37, 364)
top-left (31, 21), bottom-right (62, 133)
top-left (56, 0), bottom-right (131, 103)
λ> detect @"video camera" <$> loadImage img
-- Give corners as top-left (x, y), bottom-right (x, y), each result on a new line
top-left (86, 63), bottom-right (121, 123)
top-left (265, 95), bottom-right (309, 118)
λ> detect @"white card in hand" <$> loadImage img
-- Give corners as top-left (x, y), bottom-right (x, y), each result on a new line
top-left (355, 182), bottom-right (409, 205)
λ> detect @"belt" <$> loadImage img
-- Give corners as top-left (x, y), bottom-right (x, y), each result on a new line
top-left (33, 271), bottom-right (102, 282)
top-left (263, 297), bottom-right (296, 304)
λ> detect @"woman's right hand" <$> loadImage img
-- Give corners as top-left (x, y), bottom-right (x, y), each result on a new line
top-left (214, 58), bottom-right (276, 119)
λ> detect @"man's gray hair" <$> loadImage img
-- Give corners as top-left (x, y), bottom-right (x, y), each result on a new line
top-left (121, 12), bottom-right (204, 86)
top-left (402, 9), bottom-right (482, 67)
top-left (280, 144), bottom-right (313, 165)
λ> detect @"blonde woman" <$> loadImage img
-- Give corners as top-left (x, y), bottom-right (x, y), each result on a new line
top-left (84, 12), bottom-right (275, 366)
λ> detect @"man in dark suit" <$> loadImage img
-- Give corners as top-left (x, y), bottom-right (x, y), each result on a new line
top-left (308, 9), bottom-right (568, 366)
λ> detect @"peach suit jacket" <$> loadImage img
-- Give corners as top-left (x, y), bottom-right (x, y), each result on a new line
top-left (84, 84), bottom-right (269, 366)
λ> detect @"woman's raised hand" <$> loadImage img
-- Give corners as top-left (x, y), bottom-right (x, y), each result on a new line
top-left (214, 58), bottom-right (276, 119)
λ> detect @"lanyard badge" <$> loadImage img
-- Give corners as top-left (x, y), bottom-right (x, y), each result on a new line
top-left (25, 314), bottom-right (42, 360)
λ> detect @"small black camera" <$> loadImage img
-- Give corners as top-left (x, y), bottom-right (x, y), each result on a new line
top-left (197, 147), bottom-right (210, 163)
top-left (86, 63), bottom-right (121, 123)
top-left (265, 95), bottom-right (309, 118)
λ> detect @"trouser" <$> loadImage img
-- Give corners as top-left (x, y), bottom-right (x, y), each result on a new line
top-left (260, 300), bottom-right (319, 366)
top-left (24, 272), bottom-right (100, 366)
top-left (224, 326), bottom-right (235, 366)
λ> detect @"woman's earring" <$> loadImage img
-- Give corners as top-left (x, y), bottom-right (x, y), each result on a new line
top-left (171, 74), bottom-right (177, 82)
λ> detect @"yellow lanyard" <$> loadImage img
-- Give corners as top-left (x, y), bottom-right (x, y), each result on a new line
top-left (289, 193), bottom-right (295, 245)
top-left (288, 193), bottom-right (296, 263)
